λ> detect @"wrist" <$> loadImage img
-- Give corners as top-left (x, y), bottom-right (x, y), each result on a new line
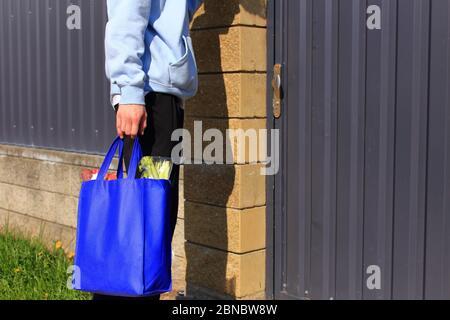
top-left (119, 85), bottom-right (145, 105)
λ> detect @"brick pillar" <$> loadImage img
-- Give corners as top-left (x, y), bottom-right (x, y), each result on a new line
top-left (183, 0), bottom-right (267, 299)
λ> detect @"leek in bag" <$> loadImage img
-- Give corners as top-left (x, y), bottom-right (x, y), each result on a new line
top-left (138, 156), bottom-right (173, 180)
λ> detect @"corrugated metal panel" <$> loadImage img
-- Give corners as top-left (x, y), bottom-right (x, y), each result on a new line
top-left (0, 0), bottom-right (115, 154)
top-left (270, 0), bottom-right (450, 299)
top-left (425, 0), bottom-right (450, 299)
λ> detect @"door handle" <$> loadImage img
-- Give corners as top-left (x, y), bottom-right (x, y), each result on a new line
top-left (272, 64), bottom-right (282, 119)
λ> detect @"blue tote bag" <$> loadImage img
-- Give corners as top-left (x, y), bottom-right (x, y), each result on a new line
top-left (73, 136), bottom-right (172, 297)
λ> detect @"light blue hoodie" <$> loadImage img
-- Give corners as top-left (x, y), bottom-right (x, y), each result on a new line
top-left (105, 0), bottom-right (203, 106)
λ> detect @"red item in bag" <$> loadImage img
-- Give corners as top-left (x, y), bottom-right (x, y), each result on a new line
top-left (80, 168), bottom-right (117, 182)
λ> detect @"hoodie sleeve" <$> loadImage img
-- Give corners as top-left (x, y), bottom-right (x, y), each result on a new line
top-left (105, 0), bottom-right (151, 105)
top-left (187, 0), bottom-right (203, 22)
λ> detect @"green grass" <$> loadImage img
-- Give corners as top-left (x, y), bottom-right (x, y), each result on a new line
top-left (0, 231), bottom-right (91, 300)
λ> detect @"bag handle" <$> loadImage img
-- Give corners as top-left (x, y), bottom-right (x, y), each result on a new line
top-left (117, 139), bottom-right (125, 179)
top-left (128, 135), bottom-right (143, 179)
top-left (97, 136), bottom-right (142, 181)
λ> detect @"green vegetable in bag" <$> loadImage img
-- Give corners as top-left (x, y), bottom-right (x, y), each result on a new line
top-left (138, 156), bottom-right (173, 180)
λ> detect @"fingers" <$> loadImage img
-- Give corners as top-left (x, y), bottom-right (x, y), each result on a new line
top-left (130, 118), bottom-right (140, 139)
top-left (125, 117), bottom-right (133, 137)
top-left (116, 104), bottom-right (146, 139)
top-left (116, 113), bottom-right (131, 139)
top-left (139, 112), bottom-right (147, 136)
top-left (116, 115), bottom-right (123, 139)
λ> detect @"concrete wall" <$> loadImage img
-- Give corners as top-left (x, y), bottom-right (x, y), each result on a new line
top-left (0, 142), bottom-right (186, 299)
top-left (0, 144), bottom-right (101, 250)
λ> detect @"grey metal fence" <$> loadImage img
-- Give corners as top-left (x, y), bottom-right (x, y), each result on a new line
top-left (0, 0), bottom-right (115, 154)
top-left (269, 0), bottom-right (450, 300)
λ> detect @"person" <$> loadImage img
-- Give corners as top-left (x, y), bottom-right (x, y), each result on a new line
top-left (92, 0), bottom-right (203, 300)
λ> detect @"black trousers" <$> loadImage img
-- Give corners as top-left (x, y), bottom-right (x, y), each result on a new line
top-left (92, 92), bottom-right (184, 301)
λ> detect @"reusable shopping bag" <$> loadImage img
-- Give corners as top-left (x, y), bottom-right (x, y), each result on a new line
top-left (72, 136), bottom-right (172, 297)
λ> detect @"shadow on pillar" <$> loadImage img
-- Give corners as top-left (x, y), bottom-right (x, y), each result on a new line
top-left (181, 0), bottom-right (266, 300)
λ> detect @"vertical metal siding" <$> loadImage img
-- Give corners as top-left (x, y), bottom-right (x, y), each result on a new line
top-left (309, 0), bottom-right (338, 299)
top-left (336, 0), bottom-right (367, 300)
top-left (0, 0), bottom-right (115, 154)
top-left (362, 0), bottom-right (393, 299)
top-left (271, 0), bottom-right (450, 299)
top-left (392, 0), bottom-right (430, 299)
top-left (425, 0), bottom-right (450, 299)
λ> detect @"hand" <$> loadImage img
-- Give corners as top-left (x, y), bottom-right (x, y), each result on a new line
top-left (116, 104), bottom-right (147, 139)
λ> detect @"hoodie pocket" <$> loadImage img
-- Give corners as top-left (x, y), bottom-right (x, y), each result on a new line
top-left (168, 35), bottom-right (198, 93)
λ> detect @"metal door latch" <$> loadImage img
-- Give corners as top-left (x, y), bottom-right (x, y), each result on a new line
top-left (272, 64), bottom-right (282, 118)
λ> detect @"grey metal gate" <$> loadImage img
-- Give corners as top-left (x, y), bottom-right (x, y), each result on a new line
top-left (267, 0), bottom-right (450, 300)
top-left (0, 0), bottom-right (115, 154)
